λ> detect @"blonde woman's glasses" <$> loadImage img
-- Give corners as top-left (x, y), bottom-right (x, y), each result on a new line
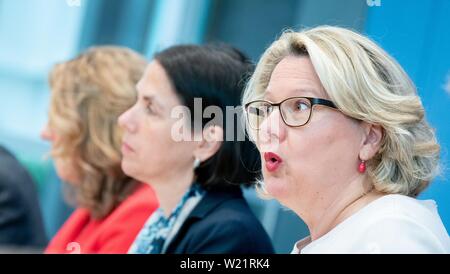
top-left (244, 97), bottom-right (337, 130)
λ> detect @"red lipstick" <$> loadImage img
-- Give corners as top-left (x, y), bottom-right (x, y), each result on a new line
top-left (264, 152), bottom-right (283, 172)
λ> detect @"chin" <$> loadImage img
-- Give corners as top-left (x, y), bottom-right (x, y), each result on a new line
top-left (121, 160), bottom-right (150, 183)
top-left (54, 162), bottom-right (77, 184)
top-left (263, 176), bottom-right (289, 201)
top-left (56, 170), bottom-right (78, 185)
top-left (121, 160), bottom-right (136, 177)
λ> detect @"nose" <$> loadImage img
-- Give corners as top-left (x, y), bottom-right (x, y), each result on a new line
top-left (118, 106), bottom-right (137, 133)
top-left (258, 107), bottom-right (287, 147)
top-left (40, 124), bottom-right (53, 141)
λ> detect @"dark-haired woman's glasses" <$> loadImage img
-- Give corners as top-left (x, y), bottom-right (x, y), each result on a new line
top-left (244, 97), bottom-right (337, 130)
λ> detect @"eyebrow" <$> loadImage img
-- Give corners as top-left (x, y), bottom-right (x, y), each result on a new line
top-left (265, 88), bottom-right (321, 100)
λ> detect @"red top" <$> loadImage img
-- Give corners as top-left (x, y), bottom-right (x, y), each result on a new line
top-left (45, 183), bottom-right (158, 254)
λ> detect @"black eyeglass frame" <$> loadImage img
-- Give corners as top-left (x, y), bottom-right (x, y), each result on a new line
top-left (244, 96), bottom-right (338, 129)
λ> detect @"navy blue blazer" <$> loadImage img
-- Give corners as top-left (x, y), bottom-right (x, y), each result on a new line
top-left (166, 187), bottom-right (274, 254)
top-left (0, 145), bottom-right (47, 248)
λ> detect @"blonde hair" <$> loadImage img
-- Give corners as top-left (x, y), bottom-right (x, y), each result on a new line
top-left (48, 46), bottom-right (147, 219)
top-left (243, 26), bottom-right (440, 197)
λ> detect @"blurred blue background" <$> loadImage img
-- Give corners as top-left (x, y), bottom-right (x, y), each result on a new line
top-left (0, 0), bottom-right (448, 253)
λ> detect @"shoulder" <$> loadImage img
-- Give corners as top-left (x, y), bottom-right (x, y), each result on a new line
top-left (0, 146), bottom-right (38, 211)
top-left (48, 184), bottom-right (158, 253)
top-left (366, 195), bottom-right (448, 233)
top-left (354, 195), bottom-right (450, 253)
top-left (0, 146), bottom-right (35, 191)
top-left (193, 189), bottom-right (267, 233)
top-left (206, 195), bottom-right (264, 229)
top-left (0, 146), bottom-right (28, 177)
top-left (116, 183), bottom-right (158, 213)
top-left (171, 191), bottom-right (274, 254)
top-left (93, 184), bottom-right (158, 252)
top-left (0, 145), bottom-right (15, 162)
top-left (104, 183), bottom-right (158, 225)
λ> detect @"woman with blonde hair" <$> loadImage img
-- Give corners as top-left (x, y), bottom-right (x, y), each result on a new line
top-left (42, 46), bottom-right (158, 254)
top-left (243, 26), bottom-right (450, 253)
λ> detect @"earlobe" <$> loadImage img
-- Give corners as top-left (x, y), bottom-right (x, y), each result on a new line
top-left (194, 126), bottom-right (224, 163)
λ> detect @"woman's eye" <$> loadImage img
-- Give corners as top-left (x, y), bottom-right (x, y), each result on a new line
top-left (145, 102), bottom-right (156, 114)
top-left (296, 101), bottom-right (309, 111)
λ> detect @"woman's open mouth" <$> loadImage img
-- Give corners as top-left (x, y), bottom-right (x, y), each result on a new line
top-left (264, 152), bottom-right (283, 172)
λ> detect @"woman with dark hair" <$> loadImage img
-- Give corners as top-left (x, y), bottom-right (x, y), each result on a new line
top-left (119, 44), bottom-right (274, 254)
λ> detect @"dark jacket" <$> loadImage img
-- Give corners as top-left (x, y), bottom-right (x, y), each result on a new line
top-left (0, 145), bottom-right (47, 249)
top-left (166, 187), bottom-right (274, 254)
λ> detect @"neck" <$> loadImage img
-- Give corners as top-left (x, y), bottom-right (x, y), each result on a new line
top-left (296, 175), bottom-right (384, 241)
top-left (149, 168), bottom-right (194, 218)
